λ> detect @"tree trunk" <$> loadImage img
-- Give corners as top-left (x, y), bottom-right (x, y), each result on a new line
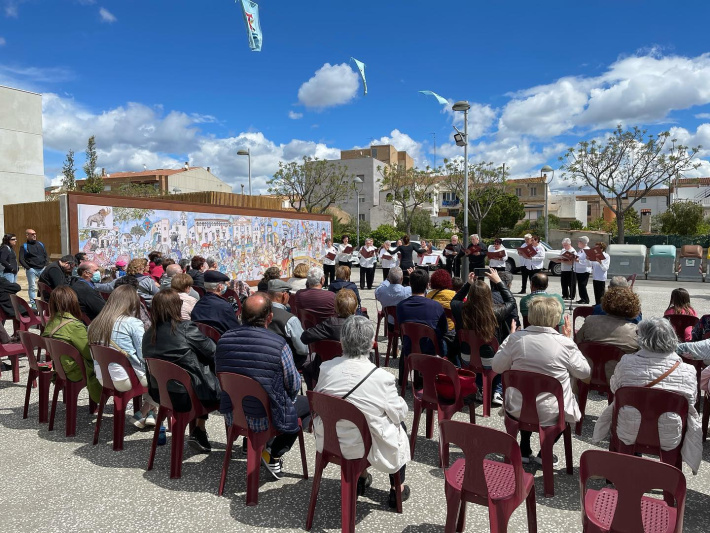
top-left (476, 219), bottom-right (482, 238)
top-left (616, 212), bottom-right (625, 244)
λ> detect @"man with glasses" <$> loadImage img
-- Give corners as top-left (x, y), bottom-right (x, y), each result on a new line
top-left (18, 228), bottom-right (48, 309)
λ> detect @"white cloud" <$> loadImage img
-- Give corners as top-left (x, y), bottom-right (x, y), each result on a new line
top-left (3, 1), bottom-right (18, 17)
top-left (0, 37), bottom-right (5, 46)
top-left (372, 129), bottom-right (424, 164)
top-left (446, 102), bottom-right (498, 141)
top-left (99, 7), bottom-right (116, 23)
top-left (695, 113), bottom-right (710, 119)
top-left (288, 110), bottom-right (303, 120)
top-left (297, 63), bottom-right (359, 110)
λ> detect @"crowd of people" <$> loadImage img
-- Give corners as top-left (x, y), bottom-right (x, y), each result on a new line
top-left (4, 226), bottom-right (709, 524)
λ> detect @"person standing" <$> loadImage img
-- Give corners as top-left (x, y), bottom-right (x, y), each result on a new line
top-left (378, 240), bottom-right (397, 282)
top-left (487, 238), bottom-right (508, 273)
top-left (559, 238), bottom-right (577, 301)
top-left (388, 236), bottom-right (429, 286)
top-left (321, 238), bottom-right (338, 288)
top-left (590, 241), bottom-right (611, 305)
top-left (574, 236), bottom-right (592, 305)
top-left (0, 234), bottom-right (19, 283)
top-left (336, 235), bottom-right (353, 268)
top-left (18, 228), bottom-right (48, 308)
top-left (358, 238), bottom-right (377, 290)
top-left (466, 234), bottom-right (487, 274)
top-left (444, 235), bottom-right (464, 277)
top-left (526, 235), bottom-right (546, 283)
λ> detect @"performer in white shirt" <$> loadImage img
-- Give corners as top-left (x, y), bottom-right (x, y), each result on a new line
top-left (590, 241), bottom-right (611, 305)
top-left (574, 236), bottom-right (593, 305)
top-left (336, 235), bottom-right (353, 267)
top-left (358, 238), bottom-right (378, 290)
top-left (559, 238), bottom-right (577, 301)
top-left (487, 238), bottom-right (508, 272)
top-left (518, 233), bottom-right (533, 294)
top-left (321, 237), bottom-right (338, 288)
top-left (378, 240), bottom-right (397, 281)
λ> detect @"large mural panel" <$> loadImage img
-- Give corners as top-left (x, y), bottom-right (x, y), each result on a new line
top-left (77, 203), bottom-right (332, 281)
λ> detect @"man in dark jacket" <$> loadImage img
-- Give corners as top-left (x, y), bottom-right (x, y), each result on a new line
top-left (0, 276), bottom-right (21, 319)
top-left (68, 262), bottom-right (106, 320)
top-left (186, 255), bottom-right (207, 289)
top-left (39, 255), bottom-right (75, 298)
top-left (267, 279), bottom-right (308, 369)
top-left (18, 228), bottom-right (48, 307)
top-left (190, 270), bottom-right (239, 334)
top-left (215, 293), bottom-right (309, 479)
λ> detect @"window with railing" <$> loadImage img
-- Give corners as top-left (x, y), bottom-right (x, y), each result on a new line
top-left (442, 192), bottom-right (459, 206)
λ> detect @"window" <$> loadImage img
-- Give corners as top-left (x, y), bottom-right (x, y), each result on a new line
top-left (587, 205), bottom-right (592, 216)
top-left (357, 174), bottom-right (365, 181)
top-left (640, 197), bottom-right (647, 204)
top-left (386, 193), bottom-right (393, 202)
top-left (359, 197), bottom-right (365, 203)
top-left (359, 214), bottom-right (366, 221)
top-left (530, 187), bottom-right (537, 196)
top-left (515, 188), bottom-right (522, 197)
top-left (537, 210), bottom-right (543, 219)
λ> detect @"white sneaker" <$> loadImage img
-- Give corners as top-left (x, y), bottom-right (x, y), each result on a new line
top-left (492, 392), bottom-right (503, 406)
top-left (129, 412), bottom-right (146, 429)
top-left (144, 410), bottom-right (156, 427)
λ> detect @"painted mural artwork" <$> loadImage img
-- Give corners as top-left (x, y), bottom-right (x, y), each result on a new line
top-left (77, 203), bottom-right (332, 281)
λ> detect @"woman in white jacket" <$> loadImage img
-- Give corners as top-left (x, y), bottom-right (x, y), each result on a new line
top-left (314, 315), bottom-right (410, 508)
top-left (590, 241), bottom-right (611, 305)
top-left (593, 317), bottom-right (702, 474)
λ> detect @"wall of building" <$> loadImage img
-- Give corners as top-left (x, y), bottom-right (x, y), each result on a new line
top-left (0, 85), bottom-right (46, 235)
top-left (332, 158), bottom-right (383, 226)
top-left (167, 167), bottom-right (232, 194)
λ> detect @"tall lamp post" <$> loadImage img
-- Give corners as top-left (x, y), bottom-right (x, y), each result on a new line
top-left (452, 100), bottom-right (471, 276)
top-left (540, 165), bottom-right (555, 245)
top-left (237, 148), bottom-right (251, 196)
top-left (353, 176), bottom-right (363, 247)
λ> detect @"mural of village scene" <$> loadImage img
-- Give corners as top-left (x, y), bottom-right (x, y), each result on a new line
top-left (77, 204), bottom-right (332, 281)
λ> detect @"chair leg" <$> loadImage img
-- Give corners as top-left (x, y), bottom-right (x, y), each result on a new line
top-left (23, 369), bottom-right (37, 419)
top-left (456, 500), bottom-right (467, 532)
top-left (489, 502), bottom-right (511, 533)
top-left (373, 344), bottom-right (380, 368)
top-left (93, 391), bottom-right (108, 446)
top-left (170, 418), bottom-right (188, 479)
top-left (218, 426), bottom-right (238, 496)
top-left (526, 487), bottom-right (538, 533)
top-left (443, 484), bottom-right (461, 533)
top-left (133, 394), bottom-right (142, 414)
top-left (703, 394), bottom-right (710, 442)
top-left (298, 428), bottom-right (309, 479)
top-left (245, 435), bottom-right (264, 506)
top-left (65, 385), bottom-right (80, 437)
top-left (410, 401), bottom-right (422, 459)
top-left (341, 463), bottom-right (359, 533)
top-left (575, 382), bottom-right (589, 436)
top-left (49, 381), bottom-right (62, 431)
top-left (425, 407), bottom-right (434, 439)
top-left (147, 407), bottom-right (168, 471)
top-left (539, 430), bottom-right (555, 497)
top-left (563, 425), bottom-right (573, 474)
top-left (11, 354), bottom-right (20, 383)
top-left (305, 453), bottom-right (326, 531)
top-left (482, 373), bottom-right (491, 417)
top-left (392, 471), bottom-right (403, 513)
top-left (38, 371), bottom-right (51, 423)
top-left (113, 396), bottom-right (126, 451)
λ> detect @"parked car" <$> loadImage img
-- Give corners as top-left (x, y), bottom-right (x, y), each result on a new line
top-left (499, 237), bottom-right (564, 275)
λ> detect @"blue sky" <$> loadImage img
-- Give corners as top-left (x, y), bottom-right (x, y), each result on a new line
top-left (3, 0), bottom-right (710, 193)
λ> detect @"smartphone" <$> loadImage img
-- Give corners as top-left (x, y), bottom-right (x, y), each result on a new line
top-left (474, 267), bottom-right (491, 277)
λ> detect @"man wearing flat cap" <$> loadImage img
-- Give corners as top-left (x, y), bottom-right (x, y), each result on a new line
top-left (190, 269), bottom-right (240, 334)
top-left (267, 279), bottom-right (309, 370)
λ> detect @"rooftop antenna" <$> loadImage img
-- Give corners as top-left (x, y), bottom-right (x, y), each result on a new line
top-left (430, 132), bottom-right (437, 170)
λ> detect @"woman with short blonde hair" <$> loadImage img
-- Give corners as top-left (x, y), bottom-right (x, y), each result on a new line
top-left (287, 262), bottom-right (310, 293)
top-left (528, 296), bottom-right (563, 329)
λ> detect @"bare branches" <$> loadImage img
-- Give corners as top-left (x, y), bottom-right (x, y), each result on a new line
top-left (379, 165), bottom-right (438, 234)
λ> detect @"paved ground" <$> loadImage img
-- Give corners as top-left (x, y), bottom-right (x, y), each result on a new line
top-left (2, 271), bottom-right (710, 532)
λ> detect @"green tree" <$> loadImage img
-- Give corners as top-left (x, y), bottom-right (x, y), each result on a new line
top-left (130, 225), bottom-right (146, 240)
top-left (569, 220), bottom-right (584, 230)
top-left (81, 136), bottom-right (104, 193)
top-left (114, 207), bottom-right (155, 224)
top-left (370, 224), bottom-right (401, 246)
top-left (399, 208), bottom-right (435, 239)
top-left (560, 125), bottom-right (700, 243)
top-left (61, 149), bottom-right (76, 191)
top-left (479, 192), bottom-right (526, 237)
top-left (586, 208), bottom-right (641, 237)
top-left (117, 182), bottom-right (165, 197)
top-left (267, 156), bottom-right (356, 213)
top-left (379, 165), bottom-right (438, 235)
top-left (658, 201), bottom-right (704, 235)
top-left (333, 219), bottom-right (371, 247)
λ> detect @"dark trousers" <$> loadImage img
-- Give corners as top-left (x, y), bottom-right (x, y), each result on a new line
top-left (561, 271), bottom-right (575, 300)
top-left (446, 258), bottom-right (461, 278)
top-left (519, 429), bottom-right (563, 457)
top-left (593, 280), bottom-right (606, 305)
top-left (269, 396), bottom-right (311, 458)
top-left (520, 266), bottom-right (530, 292)
top-left (323, 264), bottom-right (335, 287)
top-left (402, 267), bottom-right (411, 286)
top-left (382, 268), bottom-right (390, 282)
top-left (576, 272), bottom-right (590, 303)
top-left (360, 266), bottom-right (375, 289)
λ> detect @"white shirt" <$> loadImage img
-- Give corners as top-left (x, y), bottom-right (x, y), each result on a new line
top-left (379, 247), bottom-right (397, 268)
top-left (591, 252), bottom-right (610, 281)
top-left (336, 243), bottom-right (352, 263)
top-left (560, 248), bottom-right (577, 272)
top-left (574, 247), bottom-right (593, 274)
top-left (487, 245), bottom-right (508, 268)
top-left (520, 241), bottom-right (532, 269)
top-left (322, 245), bottom-right (338, 266)
top-left (529, 244), bottom-right (546, 270)
top-left (358, 245), bottom-right (377, 268)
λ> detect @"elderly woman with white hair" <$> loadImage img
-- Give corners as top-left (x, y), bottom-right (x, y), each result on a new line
top-left (314, 315), bottom-right (411, 508)
top-left (574, 236), bottom-right (593, 304)
top-left (559, 237), bottom-right (577, 300)
top-left (593, 317), bottom-right (702, 474)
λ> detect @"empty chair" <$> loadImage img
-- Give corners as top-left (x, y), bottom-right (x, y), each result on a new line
top-left (458, 330), bottom-right (500, 417)
top-left (35, 298), bottom-right (50, 331)
top-left (399, 322), bottom-right (443, 396)
top-left (217, 372), bottom-right (308, 505)
top-left (194, 322), bottom-right (221, 343)
top-left (19, 331), bottom-right (51, 423)
top-left (439, 420), bottom-right (537, 533)
top-left (579, 449), bottom-right (686, 533)
top-left (308, 339), bottom-right (342, 364)
top-left (10, 294), bottom-right (41, 331)
top-left (37, 281), bottom-right (53, 301)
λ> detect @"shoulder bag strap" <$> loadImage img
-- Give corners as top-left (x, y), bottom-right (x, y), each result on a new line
top-left (645, 360), bottom-right (681, 388)
top-left (47, 317), bottom-right (77, 337)
top-left (342, 367), bottom-right (377, 400)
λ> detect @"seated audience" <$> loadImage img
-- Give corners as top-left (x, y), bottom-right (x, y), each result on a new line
top-left (576, 287), bottom-right (641, 354)
top-left (143, 289), bottom-right (220, 453)
top-left (206, 256), bottom-right (218, 271)
top-left (491, 271), bottom-right (520, 328)
top-left (69, 262), bottom-right (106, 320)
top-left (591, 276), bottom-right (642, 323)
top-left (451, 276), bottom-right (464, 293)
top-left (493, 297), bottom-right (590, 464)
top-left (42, 286), bottom-right (102, 403)
top-left (190, 270), bottom-right (240, 334)
top-left (112, 258), bottom-right (160, 305)
top-left (186, 255), bottom-right (207, 289)
top-left (519, 272), bottom-right (564, 328)
top-left (257, 266), bottom-right (282, 293)
top-left (664, 288), bottom-right (697, 341)
top-left (267, 279), bottom-right (309, 369)
top-left (71, 253), bottom-right (86, 277)
top-left (178, 258), bottom-right (190, 273)
top-left (375, 267), bottom-right (411, 329)
top-left (148, 251), bottom-right (164, 283)
top-left (39, 255), bottom-right (75, 295)
top-left (171, 273), bottom-right (198, 321)
top-left (0, 274), bottom-right (21, 321)
top-left (315, 315), bottom-right (410, 507)
top-left (426, 268), bottom-right (456, 331)
top-left (287, 262), bottom-right (310, 294)
top-left (87, 285), bottom-right (157, 427)
top-left (215, 293), bottom-right (310, 479)
top-left (593, 317), bottom-right (701, 474)
top-left (114, 260), bottom-right (127, 278)
top-left (161, 264), bottom-right (200, 300)
top-left (328, 265), bottom-right (361, 310)
top-left (292, 267), bottom-right (336, 323)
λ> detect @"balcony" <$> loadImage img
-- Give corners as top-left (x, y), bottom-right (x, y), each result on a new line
top-left (442, 199), bottom-right (460, 207)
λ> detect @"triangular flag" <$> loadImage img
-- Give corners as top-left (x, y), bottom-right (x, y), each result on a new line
top-left (351, 57), bottom-right (367, 95)
top-left (419, 90), bottom-right (448, 105)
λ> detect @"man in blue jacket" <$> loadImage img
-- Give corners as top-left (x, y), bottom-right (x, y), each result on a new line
top-left (18, 228), bottom-right (48, 308)
top-left (190, 270), bottom-right (240, 334)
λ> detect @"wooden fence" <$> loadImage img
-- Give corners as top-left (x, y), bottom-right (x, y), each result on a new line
top-left (4, 201), bottom-right (62, 258)
top-left (169, 191), bottom-right (283, 210)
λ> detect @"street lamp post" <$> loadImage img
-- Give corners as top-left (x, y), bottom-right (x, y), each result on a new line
top-left (452, 100), bottom-right (471, 277)
top-left (237, 148), bottom-right (251, 196)
top-left (353, 176), bottom-right (364, 247)
top-left (540, 165), bottom-right (555, 245)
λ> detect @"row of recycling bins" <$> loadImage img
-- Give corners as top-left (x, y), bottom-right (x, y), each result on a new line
top-left (606, 244), bottom-right (707, 282)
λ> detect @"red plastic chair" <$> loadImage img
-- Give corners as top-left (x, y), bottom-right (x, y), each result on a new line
top-left (572, 305), bottom-right (594, 333)
top-left (10, 294), bottom-right (41, 332)
top-left (193, 286), bottom-right (205, 298)
top-left (37, 281), bottom-right (53, 301)
top-left (99, 291), bottom-right (111, 301)
top-left (579, 450), bottom-right (686, 533)
top-left (0, 339), bottom-right (26, 383)
top-left (195, 322), bottom-right (222, 344)
top-left (81, 312), bottom-right (92, 326)
top-left (308, 339), bottom-right (342, 363)
top-left (399, 322), bottom-right (442, 397)
top-left (665, 314), bottom-right (699, 342)
top-left (703, 392), bottom-right (710, 442)
top-left (383, 306), bottom-right (400, 368)
top-left (19, 331), bottom-right (51, 422)
top-left (220, 288), bottom-right (242, 316)
top-left (575, 342), bottom-right (625, 435)
top-left (44, 337), bottom-right (97, 437)
top-left (145, 358), bottom-right (218, 479)
top-left (502, 370), bottom-right (573, 497)
top-left (35, 298), bottom-right (50, 332)
top-left (610, 386), bottom-right (688, 469)
top-left (626, 273), bottom-right (637, 289)
top-left (305, 391), bottom-right (404, 532)
top-left (0, 306), bottom-right (19, 336)
top-left (458, 330), bottom-right (499, 417)
top-left (439, 420), bottom-right (537, 533)
top-left (299, 309), bottom-right (321, 331)
top-left (408, 353), bottom-right (476, 466)
top-left (90, 345), bottom-right (149, 451)
top-left (217, 372), bottom-right (308, 505)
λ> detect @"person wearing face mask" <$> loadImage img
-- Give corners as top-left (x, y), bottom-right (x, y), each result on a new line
top-left (68, 261), bottom-right (107, 320)
top-left (190, 270), bottom-right (240, 334)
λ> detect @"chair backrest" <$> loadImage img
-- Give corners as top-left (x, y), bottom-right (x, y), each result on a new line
top-left (626, 273), bottom-right (637, 289)
top-left (43, 337), bottom-right (87, 385)
top-left (99, 291), bottom-right (111, 301)
top-left (308, 339), bottom-right (342, 363)
top-left (611, 386), bottom-right (689, 455)
top-left (579, 450), bottom-right (686, 532)
top-left (193, 286), bottom-right (205, 298)
top-left (307, 390), bottom-right (372, 460)
top-left (665, 315), bottom-right (699, 341)
top-left (299, 309), bottom-right (321, 330)
top-left (18, 330), bottom-right (44, 371)
top-left (522, 315), bottom-right (530, 328)
top-left (145, 358), bottom-right (203, 419)
top-left (37, 281), bottom-right (53, 300)
top-left (194, 322), bottom-right (221, 343)
top-left (217, 372), bottom-right (273, 432)
top-left (458, 330), bottom-right (499, 374)
top-left (383, 306), bottom-right (400, 334)
top-left (408, 352), bottom-right (461, 405)
top-left (440, 419), bottom-right (527, 502)
top-left (35, 299), bottom-right (50, 328)
top-left (220, 289), bottom-right (242, 315)
top-left (80, 312), bottom-right (92, 326)
top-left (9, 294), bottom-right (33, 325)
top-left (89, 344), bottom-right (143, 393)
top-left (501, 370), bottom-right (566, 433)
top-left (572, 305), bottom-right (594, 324)
top-left (577, 342), bottom-right (626, 389)
top-left (400, 322), bottom-right (441, 356)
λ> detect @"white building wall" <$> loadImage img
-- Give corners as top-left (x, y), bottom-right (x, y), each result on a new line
top-left (632, 195), bottom-right (667, 217)
top-left (167, 167), bottom-right (232, 194)
top-left (0, 85), bottom-right (46, 235)
top-left (331, 158), bottom-right (384, 226)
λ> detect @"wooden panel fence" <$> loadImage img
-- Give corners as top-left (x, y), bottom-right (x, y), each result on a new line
top-left (4, 200), bottom-right (62, 258)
